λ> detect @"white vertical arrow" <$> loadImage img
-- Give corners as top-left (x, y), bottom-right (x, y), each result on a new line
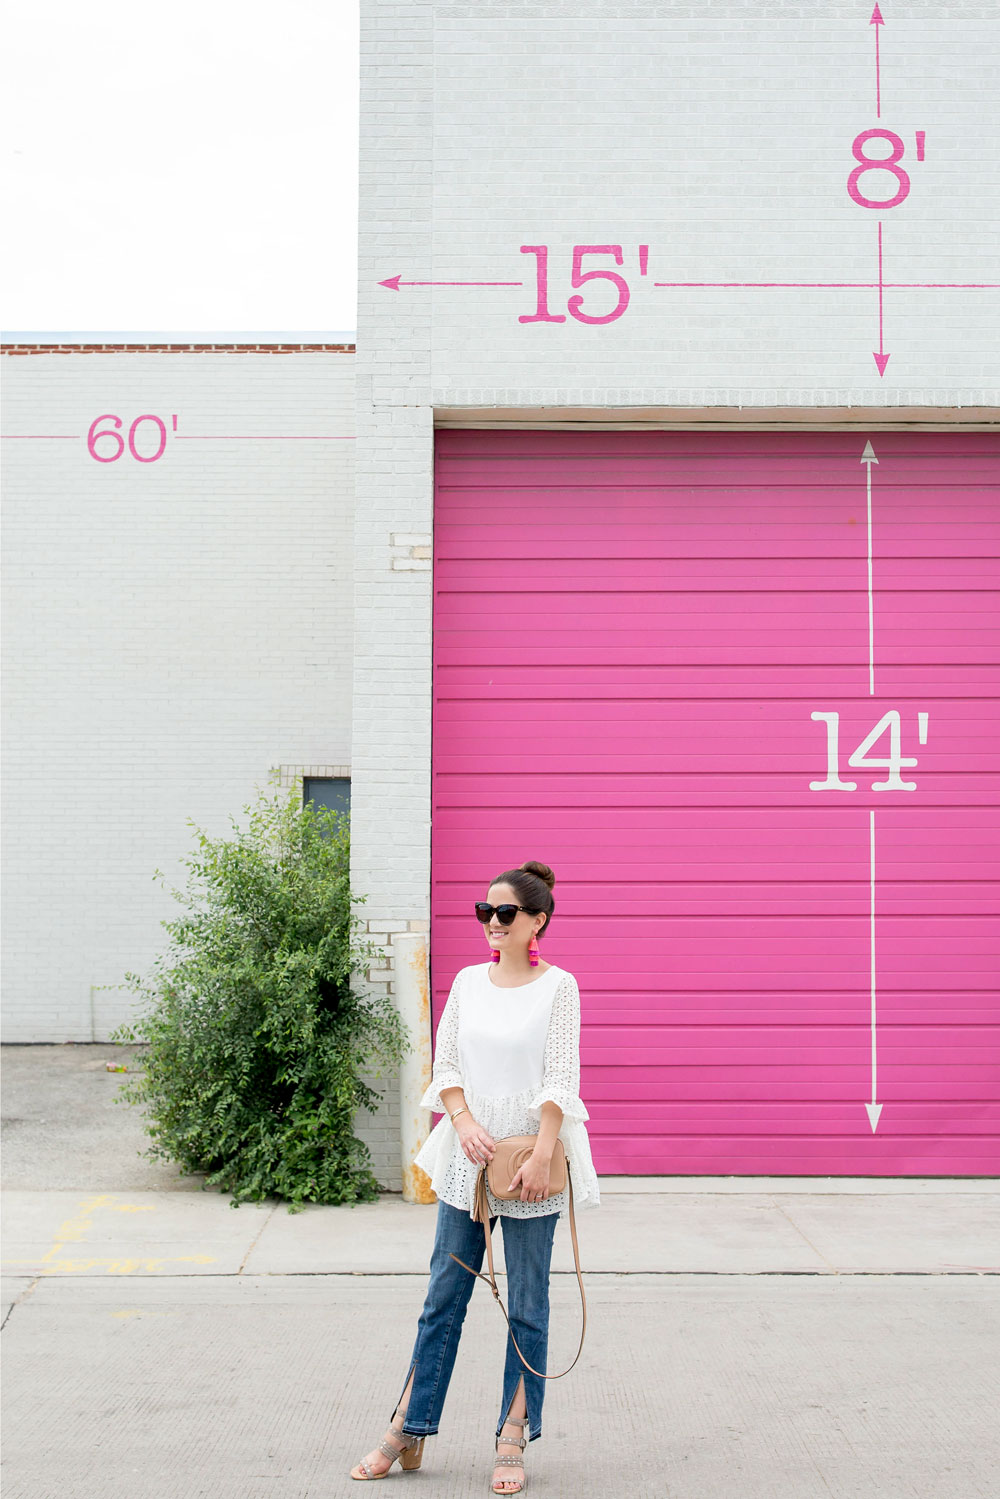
top-left (861, 442), bottom-right (882, 1132)
top-left (861, 442), bottom-right (878, 695)
top-left (866, 810), bottom-right (883, 1131)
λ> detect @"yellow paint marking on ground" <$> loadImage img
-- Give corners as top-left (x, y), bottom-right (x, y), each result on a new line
top-left (18, 1253), bottom-right (220, 1275)
top-left (41, 1193), bottom-right (119, 1261)
top-left (12, 1195), bottom-right (219, 1275)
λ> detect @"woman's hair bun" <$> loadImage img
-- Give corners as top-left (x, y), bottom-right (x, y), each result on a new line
top-left (519, 860), bottom-right (555, 890)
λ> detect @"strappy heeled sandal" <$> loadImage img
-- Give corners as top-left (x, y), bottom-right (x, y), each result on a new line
top-left (492, 1414), bottom-right (527, 1494)
top-left (351, 1410), bottom-right (426, 1480)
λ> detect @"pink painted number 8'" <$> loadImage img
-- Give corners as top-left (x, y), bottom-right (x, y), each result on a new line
top-left (847, 129), bottom-right (910, 210)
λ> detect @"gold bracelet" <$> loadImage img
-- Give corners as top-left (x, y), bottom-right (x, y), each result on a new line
top-left (449, 1106), bottom-right (468, 1122)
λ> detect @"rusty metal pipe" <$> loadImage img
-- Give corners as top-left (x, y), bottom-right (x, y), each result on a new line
top-left (392, 931), bottom-right (436, 1204)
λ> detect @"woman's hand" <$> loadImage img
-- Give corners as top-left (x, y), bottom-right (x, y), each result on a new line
top-left (508, 1152), bottom-right (551, 1203)
top-left (455, 1116), bottom-right (496, 1166)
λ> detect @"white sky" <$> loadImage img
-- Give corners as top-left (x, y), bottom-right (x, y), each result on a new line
top-left (1, 0), bottom-right (359, 338)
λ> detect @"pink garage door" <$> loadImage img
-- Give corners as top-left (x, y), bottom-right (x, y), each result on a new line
top-left (431, 429), bottom-right (1000, 1176)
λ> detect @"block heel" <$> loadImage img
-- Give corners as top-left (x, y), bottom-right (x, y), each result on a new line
top-left (351, 1406), bottom-right (426, 1480)
top-left (491, 1414), bottom-right (527, 1494)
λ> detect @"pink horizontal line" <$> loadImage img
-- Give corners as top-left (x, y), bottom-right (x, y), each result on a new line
top-left (654, 280), bottom-right (1000, 289)
top-left (402, 280), bottom-right (524, 286)
top-left (1, 434), bottom-right (358, 440)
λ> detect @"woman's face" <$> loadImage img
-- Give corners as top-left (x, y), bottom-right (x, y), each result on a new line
top-left (484, 881), bottom-right (543, 954)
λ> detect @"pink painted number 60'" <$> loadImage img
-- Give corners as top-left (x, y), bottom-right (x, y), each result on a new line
top-left (87, 414), bottom-right (167, 463)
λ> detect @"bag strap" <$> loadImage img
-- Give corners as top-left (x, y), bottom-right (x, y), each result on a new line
top-left (448, 1162), bottom-right (587, 1379)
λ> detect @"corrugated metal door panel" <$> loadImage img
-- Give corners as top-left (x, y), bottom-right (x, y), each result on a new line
top-left (431, 429), bottom-right (1000, 1176)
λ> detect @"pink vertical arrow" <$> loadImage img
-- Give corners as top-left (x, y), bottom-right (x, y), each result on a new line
top-left (873, 221), bottom-right (890, 376)
top-left (870, 4), bottom-right (885, 118)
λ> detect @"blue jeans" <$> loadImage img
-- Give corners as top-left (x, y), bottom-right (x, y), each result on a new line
top-left (394, 1198), bottom-right (559, 1444)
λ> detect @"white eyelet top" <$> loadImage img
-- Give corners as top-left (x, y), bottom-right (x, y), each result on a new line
top-left (413, 962), bottom-right (601, 1220)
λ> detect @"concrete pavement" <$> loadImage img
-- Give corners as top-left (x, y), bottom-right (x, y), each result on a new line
top-left (2, 1043), bottom-right (998, 1498)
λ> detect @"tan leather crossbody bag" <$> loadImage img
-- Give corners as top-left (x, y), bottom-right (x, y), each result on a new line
top-left (448, 1134), bottom-right (587, 1378)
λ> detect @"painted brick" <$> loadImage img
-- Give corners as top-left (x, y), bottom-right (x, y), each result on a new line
top-left (2, 351), bottom-right (357, 1050)
top-left (351, 0), bottom-right (1000, 1193)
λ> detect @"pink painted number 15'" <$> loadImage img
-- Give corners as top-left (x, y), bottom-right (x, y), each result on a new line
top-left (519, 245), bottom-right (631, 324)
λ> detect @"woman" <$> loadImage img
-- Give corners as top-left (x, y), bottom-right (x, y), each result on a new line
top-left (350, 860), bottom-right (600, 1492)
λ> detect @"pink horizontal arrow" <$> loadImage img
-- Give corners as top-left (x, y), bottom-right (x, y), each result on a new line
top-left (652, 279), bottom-right (1000, 288)
top-left (871, 4), bottom-right (885, 118)
top-left (379, 275), bottom-right (523, 290)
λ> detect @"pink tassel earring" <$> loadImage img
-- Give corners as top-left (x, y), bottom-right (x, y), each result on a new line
top-left (528, 934), bottom-right (540, 968)
top-left (490, 944), bottom-right (501, 964)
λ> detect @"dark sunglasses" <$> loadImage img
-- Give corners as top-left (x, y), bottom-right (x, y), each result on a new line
top-left (474, 902), bottom-right (539, 926)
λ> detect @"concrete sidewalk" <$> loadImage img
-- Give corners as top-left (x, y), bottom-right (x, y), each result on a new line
top-left (2, 1043), bottom-right (998, 1499)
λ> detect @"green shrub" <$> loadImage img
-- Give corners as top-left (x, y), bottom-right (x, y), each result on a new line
top-left (106, 773), bottom-right (410, 1211)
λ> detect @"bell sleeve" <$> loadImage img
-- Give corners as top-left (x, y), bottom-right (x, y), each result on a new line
top-left (418, 968), bottom-right (466, 1116)
top-left (527, 971), bottom-right (591, 1123)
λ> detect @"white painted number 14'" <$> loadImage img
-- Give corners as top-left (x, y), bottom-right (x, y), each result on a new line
top-left (810, 710), bottom-right (929, 792)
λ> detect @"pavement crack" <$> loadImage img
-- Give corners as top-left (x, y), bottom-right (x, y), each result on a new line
top-left (771, 1196), bottom-right (839, 1274)
top-left (237, 1202), bottom-right (279, 1274)
top-left (1, 1275), bottom-right (41, 1329)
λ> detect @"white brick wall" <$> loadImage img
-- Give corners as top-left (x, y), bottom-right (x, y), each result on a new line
top-left (1, 349), bottom-right (356, 1044)
top-left (352, 0), bottom-right (1000, 1190)
top-left (361, 0), bottom-right (1000, 410)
